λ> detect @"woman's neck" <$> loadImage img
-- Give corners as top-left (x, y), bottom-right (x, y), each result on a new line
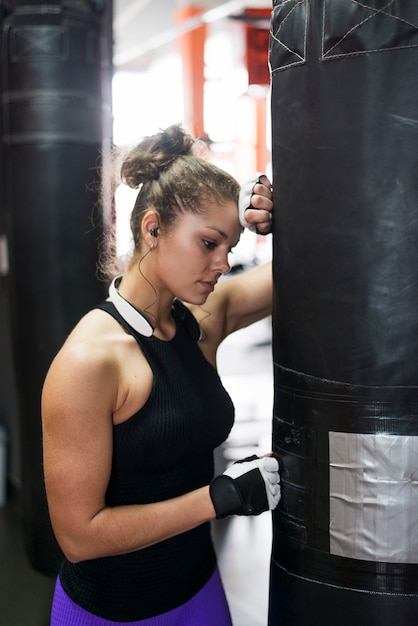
top-left (114, 270), bottom-right (176, 340)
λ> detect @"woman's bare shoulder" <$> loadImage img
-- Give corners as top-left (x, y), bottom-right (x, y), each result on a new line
top-left (50, 309), bottom-right (127, 371)
top-left (43, 307), bottom-right (154, 425)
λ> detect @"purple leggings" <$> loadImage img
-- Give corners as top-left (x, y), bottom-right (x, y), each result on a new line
top-left (50, 568), bottom-right (232, 625)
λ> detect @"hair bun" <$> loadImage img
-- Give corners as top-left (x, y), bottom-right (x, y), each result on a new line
top-left (121, 124), bottom-right (195, 189)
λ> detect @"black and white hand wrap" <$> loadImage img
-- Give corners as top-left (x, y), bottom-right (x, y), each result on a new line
top-left (210, 454), bottom-right (281, 519)
top-left (238, 172), bottom-right (271, 234)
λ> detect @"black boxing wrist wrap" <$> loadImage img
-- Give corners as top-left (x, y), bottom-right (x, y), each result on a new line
top-left (209, 457), bottom-right (269, 519)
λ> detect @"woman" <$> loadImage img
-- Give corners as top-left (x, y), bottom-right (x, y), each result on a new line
top-left (42, 124), bottom-right (279, 625)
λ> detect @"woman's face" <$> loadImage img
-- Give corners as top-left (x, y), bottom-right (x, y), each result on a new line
top-left (156, 199), bottom-right (242, 304)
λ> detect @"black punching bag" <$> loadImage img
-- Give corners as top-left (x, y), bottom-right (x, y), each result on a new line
top-left (269, 2), bottom-right (418, 624)
top-left (0, 0), bottom-right (112, 574)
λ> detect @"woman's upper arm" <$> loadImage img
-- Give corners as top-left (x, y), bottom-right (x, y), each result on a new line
top-left (198, 261), bottom-right (272, 347)
top-left (223, 261), bottom-right (273, 335)
top-left (41, 340), bottom-right (117, 556)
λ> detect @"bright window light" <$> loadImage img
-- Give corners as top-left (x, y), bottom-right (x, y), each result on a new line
top-left (112, 55), bottom-right (183, 146)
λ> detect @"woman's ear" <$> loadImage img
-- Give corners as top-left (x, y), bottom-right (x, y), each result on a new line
top-left (141, 211), bottom-right (160, 247)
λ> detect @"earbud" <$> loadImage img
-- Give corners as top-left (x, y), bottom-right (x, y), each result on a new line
top-left (149, 227), bottom-right (158, 237)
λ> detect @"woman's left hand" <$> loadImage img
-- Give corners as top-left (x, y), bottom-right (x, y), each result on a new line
top-left (239, 173), bottom-right (273, 235)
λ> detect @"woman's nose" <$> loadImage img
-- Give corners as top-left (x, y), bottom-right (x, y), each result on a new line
top-left (213, 250), bottom-right (230, 275)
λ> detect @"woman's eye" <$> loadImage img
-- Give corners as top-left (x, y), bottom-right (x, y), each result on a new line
top-left (203, 240), bottom-right (217, 250)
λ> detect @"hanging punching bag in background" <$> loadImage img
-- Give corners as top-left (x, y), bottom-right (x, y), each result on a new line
top-left (0, 0), bottom-right (112, 574)
top-left (269, 2), bottom-right (418, 624)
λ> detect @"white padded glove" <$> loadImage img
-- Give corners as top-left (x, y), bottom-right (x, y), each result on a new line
top-left (239, 172), bottom-right (271, 233)
top-left (210, 454), bottom-right (281, 519)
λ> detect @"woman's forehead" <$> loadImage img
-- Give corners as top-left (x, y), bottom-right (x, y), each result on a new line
top-left (182, 201), bottom-right (241, 238)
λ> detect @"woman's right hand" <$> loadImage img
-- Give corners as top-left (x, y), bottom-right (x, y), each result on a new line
top-left (209, 454), bottom-right (280, 519)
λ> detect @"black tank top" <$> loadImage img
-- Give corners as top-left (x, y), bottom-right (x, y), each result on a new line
top-left (59, 299), bottom-right (235, 621)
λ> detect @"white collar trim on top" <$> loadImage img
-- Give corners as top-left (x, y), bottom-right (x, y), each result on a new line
top-left (108, 276), bottom-right (154, 337)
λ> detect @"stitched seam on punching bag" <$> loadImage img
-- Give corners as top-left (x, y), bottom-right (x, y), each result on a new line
top-left (270, 0), bottom-right (308, 74)
top-left (322, 0), bottom-right (418, 60)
